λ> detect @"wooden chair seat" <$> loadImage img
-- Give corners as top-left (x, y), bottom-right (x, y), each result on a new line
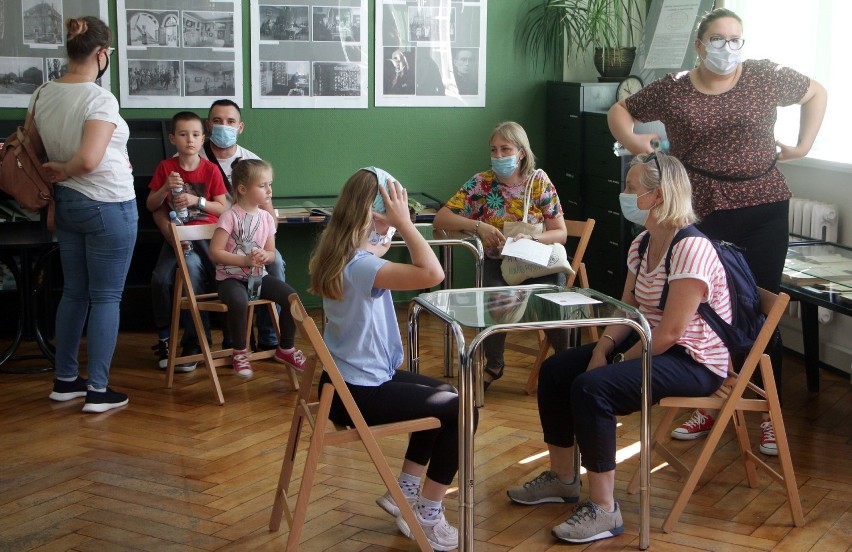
top-left (269, 294), bottom-right (440, 551)
top-left (165, 223), bottom-right (299, 405)
top-left (627, 289), bottom-right (804, 533)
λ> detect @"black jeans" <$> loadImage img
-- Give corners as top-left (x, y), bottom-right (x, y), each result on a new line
top-left (697, 200), bottom-right (788, 398)
top-left (216, 275), bottom-right (297, 351)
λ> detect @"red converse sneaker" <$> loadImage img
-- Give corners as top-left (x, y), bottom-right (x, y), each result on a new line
top-left (759, 420), bottom-right (778, 456)
top-left (671, 409), bottom-right (715, 440)
top-left (232, 349), bottom-right (253, 379)
top-left (274, 347), bottom-right (306, 372)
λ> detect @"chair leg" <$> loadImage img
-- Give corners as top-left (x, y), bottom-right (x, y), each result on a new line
top-left (192, 307), bottom-right (224, 405)
top-left (732, 409), bottom-right (760, 487)
top-left (758, 356), bottom-right (804, 526)
top-left (628, 406), bottom-right (681, 494)
top-left (286, 386), bottom-right (334, 550)
top-left (265, 301), bottom-right (299, 391)
top-left (526, 331), bottom-right (550, 395)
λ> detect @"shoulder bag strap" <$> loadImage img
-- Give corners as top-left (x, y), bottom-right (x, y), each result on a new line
top-left (204, 140), bottom-right (232, 195)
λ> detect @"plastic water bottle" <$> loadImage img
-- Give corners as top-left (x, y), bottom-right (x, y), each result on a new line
top-left (172, 184), bottom-right (189, 221)
top-left (247, 248), bottom-right (262, 300)
top-left (169, 210), bottom-right (193, 255)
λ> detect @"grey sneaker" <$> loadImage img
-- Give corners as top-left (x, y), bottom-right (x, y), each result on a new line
top-left (396, 508), bottom-right (458, 552)
top-left (552, 500), bottom-right (624, 544)
top-left (507, 470), bottom-right (580, 505)
top-left (376, 491), bottom-right (417, 518)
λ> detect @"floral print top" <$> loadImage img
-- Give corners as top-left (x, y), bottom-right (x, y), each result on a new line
top-left (625, 59), bottom-right (811, 218)
top-left (444, 168), bottom-right (564, 258)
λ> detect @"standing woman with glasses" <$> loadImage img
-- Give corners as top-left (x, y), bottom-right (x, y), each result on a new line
top-left (33, 16), bottom-right (138, 413)
top-left (607, 7), bottom-right (827, 454)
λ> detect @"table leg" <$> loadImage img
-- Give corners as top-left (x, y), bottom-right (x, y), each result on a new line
top-left (799, 301), bottom-right (820, 392)
top-left (441, 245), bottom-right (453, 377)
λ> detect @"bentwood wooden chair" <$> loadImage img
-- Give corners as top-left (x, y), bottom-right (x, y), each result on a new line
top-left (627, 289), bottom-right (803, 533)
top-left (269, 294), bottom-right (440, 551)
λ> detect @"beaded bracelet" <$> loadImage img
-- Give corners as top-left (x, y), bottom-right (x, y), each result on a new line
top-left (473, 220), bottom-right (481, 235)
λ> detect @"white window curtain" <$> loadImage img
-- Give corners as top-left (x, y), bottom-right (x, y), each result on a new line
top-left (723, 0), bottom-right (846, 165)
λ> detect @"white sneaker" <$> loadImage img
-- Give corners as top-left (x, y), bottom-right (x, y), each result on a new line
top-left (396, 508), bottom-right (458, 551)
top-left (376, 491), bottom-right (416, 518)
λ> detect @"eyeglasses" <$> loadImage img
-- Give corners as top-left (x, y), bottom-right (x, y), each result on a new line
top-left (705, 36), bottom-right (745, 51)
top-left (645, 151), bottom-right (661, 174)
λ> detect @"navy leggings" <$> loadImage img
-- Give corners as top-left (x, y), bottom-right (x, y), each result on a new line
top-left (320, 369), bottom-right (478, 485)
top-left (538, 343), bottom-right (723, 473)
top-left (696, 200), bottom-right (788, 397)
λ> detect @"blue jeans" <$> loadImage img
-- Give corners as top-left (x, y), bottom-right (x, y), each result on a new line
top-left (53, 186), bottom-right (138, 389)
top-left (150, 241), bottom-right (212, 349)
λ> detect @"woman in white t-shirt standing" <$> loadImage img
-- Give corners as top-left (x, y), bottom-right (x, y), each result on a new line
top-left (32, 16), bottom-right (137, 413)
top-left (506, 152), bottom-right (731, 544)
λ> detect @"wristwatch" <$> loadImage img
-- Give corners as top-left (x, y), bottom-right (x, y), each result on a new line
top-left (198, 196), bottom-right (207, 211)
top-left (612, 353), bottom-right (625, 363)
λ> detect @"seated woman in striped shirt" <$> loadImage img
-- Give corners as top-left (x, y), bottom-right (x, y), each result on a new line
top-left (506, 152), bottom-right (731, 544)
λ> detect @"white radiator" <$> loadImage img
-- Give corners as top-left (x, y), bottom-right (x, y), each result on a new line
top-left (787, 198), bottom-right (840, 323)
top-left (789, 197), bottom-right (838, 241)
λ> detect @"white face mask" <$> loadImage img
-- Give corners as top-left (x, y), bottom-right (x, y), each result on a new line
top-left (367, 224), bottom-right (396, 246)
top-left (701, 42), bottom-right (741, 75)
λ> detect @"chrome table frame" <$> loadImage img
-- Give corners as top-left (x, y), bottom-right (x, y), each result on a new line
top-left (408, 284), bottom-right (653, 551)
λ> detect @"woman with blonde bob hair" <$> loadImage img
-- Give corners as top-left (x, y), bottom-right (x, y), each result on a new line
top-left (309, 168), bottom-right (475, 551)
top-left (507, 152), bottom-right (733, 544)
top-left (433, 120), bottom-right (568, 389)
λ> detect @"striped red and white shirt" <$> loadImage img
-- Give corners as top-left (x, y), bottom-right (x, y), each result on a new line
top-left (627, 231), bottom-right (732, 377)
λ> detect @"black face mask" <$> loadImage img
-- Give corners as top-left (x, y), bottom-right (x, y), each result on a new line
top-left (96, 52), bottom-right (109, 81)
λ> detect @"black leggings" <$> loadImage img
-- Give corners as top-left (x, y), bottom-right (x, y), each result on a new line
top-left (320, 369), bottom-right (479, 485)
top-left (216, 275), bottom-right (297, 350)
top-left (696, 200), bottom-right (788, 398)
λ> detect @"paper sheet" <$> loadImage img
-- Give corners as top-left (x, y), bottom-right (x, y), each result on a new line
top-left (538, 292), bottom-right (602, 306)
top-left (501, 237), bottom-right (552, 266)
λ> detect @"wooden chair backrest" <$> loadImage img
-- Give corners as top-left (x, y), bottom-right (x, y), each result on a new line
top-left (564, 218), bottom-right (595, 287)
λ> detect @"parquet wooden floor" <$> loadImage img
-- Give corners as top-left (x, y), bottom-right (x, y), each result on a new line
top-left (1, 309), bottom-right (850, 551)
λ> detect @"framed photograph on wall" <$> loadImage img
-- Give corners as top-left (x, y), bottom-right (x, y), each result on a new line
top-left (0, 0), bottom-right (110, 108)
top-left (117, 0), bottom-right (243, 108)
top-left (250, 0), bottom-right (368, 108)
top-left (375, 0), bottom-right (486, 108)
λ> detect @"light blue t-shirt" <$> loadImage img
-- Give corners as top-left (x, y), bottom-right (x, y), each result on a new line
top-left (322, 250), bottom-right (403, 386)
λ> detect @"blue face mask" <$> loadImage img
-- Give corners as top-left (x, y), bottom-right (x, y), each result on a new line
top-left (210, 124), bottom-right (238, 148)
top-left (491, 155), bottom-right (519, 178)
top-left (619, 190), bottom-right (653, 225)
top-left (361, 166), bottom-right (398, 214)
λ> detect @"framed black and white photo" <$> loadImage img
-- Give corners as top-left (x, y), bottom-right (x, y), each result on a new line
top-left (0, 0), bottom-right (109, 107)
top-left (250, 0), bottom-right (368, 108)
top-left (117, 0), bottom-right (242, 108)
top-left (376, 0), bottom-right (486, 107)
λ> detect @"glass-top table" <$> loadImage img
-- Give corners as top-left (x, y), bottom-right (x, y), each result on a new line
top-left (781, 240), bottom-right (852, 391)
top-left (407, 284), bottom-right (653, 551)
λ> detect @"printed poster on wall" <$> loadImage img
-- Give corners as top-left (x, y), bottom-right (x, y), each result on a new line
top-left (375, 0), bottom-right (486, 108)
top-left (250, 0), bottom-right (368, 109)
top-left (116, 0), bottom-right (244, 109)
top-left (0, 0), bottom-right (110, 108)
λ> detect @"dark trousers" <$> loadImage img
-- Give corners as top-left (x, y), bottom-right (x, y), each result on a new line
top-left (538, 343), bottom-right (723, 473)
top-left (216, 275), bottom-right (297, 351)
top-left (320, 369), bottom-right (478, 485)
top-left (697, 200), bottom-right (788, 398)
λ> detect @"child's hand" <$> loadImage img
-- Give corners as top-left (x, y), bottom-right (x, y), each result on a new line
top-left (250, 247), bottom-right (267, 267)
top-left (167, 172), bottom-right (184, 192)
top-left (379, 178), bottom-right (410, 228)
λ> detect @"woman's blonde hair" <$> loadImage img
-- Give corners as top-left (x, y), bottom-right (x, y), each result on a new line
top-left (489, 121), bottom-right (536, 178)
top-left (309, 170), bottom-right (377, 300)
top-left (630, 152), bottom-right (697, 228)
top-left (231, 158), bottom-right (272, 201)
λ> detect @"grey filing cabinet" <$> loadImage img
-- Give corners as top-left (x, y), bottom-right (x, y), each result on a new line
top-left (544, 81), bottom-right (636, 298)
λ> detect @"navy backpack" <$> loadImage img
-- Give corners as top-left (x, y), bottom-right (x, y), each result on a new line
top-left (637, 225), bottom-right (765, 359)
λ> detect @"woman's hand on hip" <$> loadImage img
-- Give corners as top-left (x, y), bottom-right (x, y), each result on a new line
top-left (776, 140), bottom-right (807, 162)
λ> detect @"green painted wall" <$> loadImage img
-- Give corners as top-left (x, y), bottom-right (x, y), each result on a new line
top-left (1, 0), bottom-right (556, 308)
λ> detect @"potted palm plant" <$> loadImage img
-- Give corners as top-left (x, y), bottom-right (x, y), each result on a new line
top-left (517, 0), bottom-right (647, 80)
